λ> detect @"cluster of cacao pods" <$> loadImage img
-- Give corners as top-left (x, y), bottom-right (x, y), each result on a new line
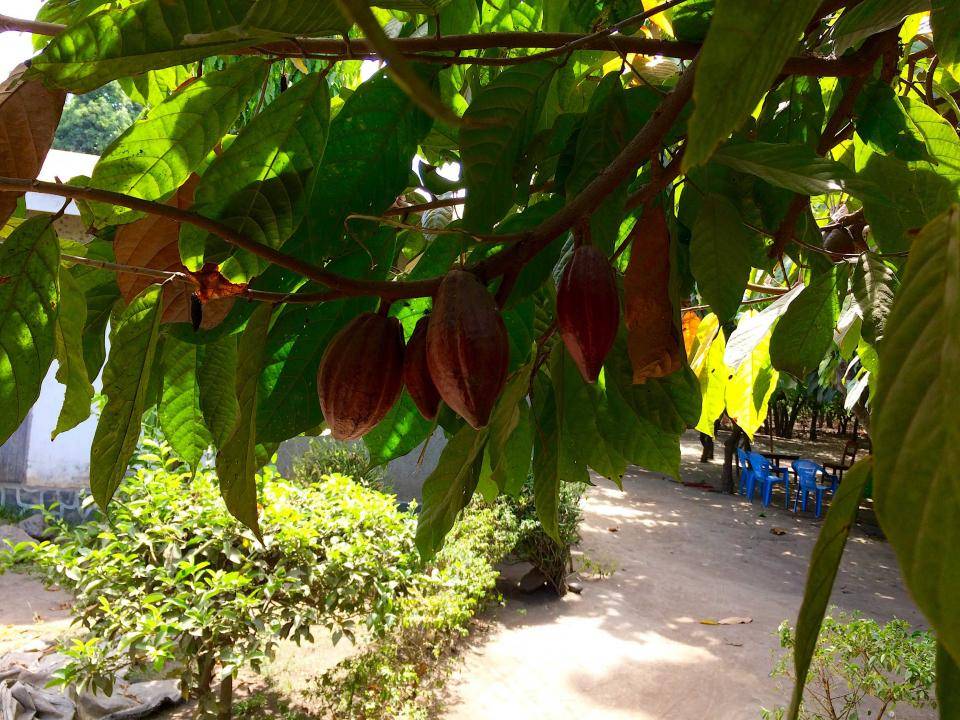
top-left (317, 270), bottom-right (510, 440)
top-left (317, 244), bottom-right (621, 441)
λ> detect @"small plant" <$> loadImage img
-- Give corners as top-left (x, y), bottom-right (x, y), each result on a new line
top-left (292, 436), bottom-right (385, 491)
top-left (763, 612), bottom-right (937, 720)
top-left (24, 440), bottom-right (419, 719)
top-left (314, 499), bottom-right (518, 719)
top-left (499, 475), bottom-right (585, 593)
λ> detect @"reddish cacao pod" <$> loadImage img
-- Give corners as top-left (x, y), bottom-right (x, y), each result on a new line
top-left (557, 245), bottom-right (620, 382)
top-left (426, 270), bottom-right (509, 429)
top-left (403, 315), bottom-right (441, 420)
top-left (317, 312), bottom-right (405, 441)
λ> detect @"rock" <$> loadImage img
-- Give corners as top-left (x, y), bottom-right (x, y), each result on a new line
top-left (566, 580), bottom-right (583, 595)
top-left (0, 525), bottom-right (32, 549)
top-left (18, 514), bottom-right (47, 540)
top-left (518, 567), bottom-right (548, 594)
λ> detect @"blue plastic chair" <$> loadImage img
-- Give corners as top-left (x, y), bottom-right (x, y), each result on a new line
top-left (736, 448), bottom-right (754, 496)
top-left (749, 452), bottom-right (790, 507)
top-left (791, 459), bottom-right (836, 518)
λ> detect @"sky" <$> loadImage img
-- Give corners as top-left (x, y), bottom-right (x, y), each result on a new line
top-left (1, 0), bottom-right (43, 78)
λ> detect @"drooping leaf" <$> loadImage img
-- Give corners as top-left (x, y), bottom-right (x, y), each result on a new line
top-left (932, 0), bottom-right (960, 81)
top-left (0, 216), bottom-right (60, 446)
top-left (564, 72), bottom-right (630, 254)
top-left (690, 194), bottom-right (755, 323)
top-left (489, 401), bottom-right (533, 496)
top-left (723, 283), bottom-right (805, 370)
top-left (0, 66), bottom-right (66, 227)
top-left (90, 285), bottom-right (163, 509)
top-left (872, 205), bottom-right (960, 663)
top-left (788, 458), bottom-right (872, 720)
top-left (712, 142), bottom-right (863, 197)
top-left (770, 268), bottom-right (843, 379)
top-left (531, 374), bottom-right (574, 544)
top-left (89, 59), bottom-right (268, 226)
top-left (216, 302), bottom-right (273, 537)
top-left (460, 61), bottom-right (558, 232)
top-left (415, 422), bottom-right (487, 559)
top-left (684, 0), bottom-right (822, 168)
top-left (287, 70), bottom-right (435, 263)
top-left (28, 1), bottom-right (268, 93)
top-left (938, 642), bottom-right (960, 716)
top-left (198, 333), bottom-right (241, 450)
top-left (364, 391), bottom-right (435, 466)
top-left (158, 337), bottom-right (213, 468)
top-left (826, 0), bottom-right (928, 56)
top-left (851, 253), bottom-right (899, 344)
top-left (693, 322), bottom-right (727, 435)
top-left (853, 81), bottom-right (933, 162)
top-left (241, 0), bottom-right (349, 36)
top-left (757, 76), bottom-right (825, 149)
top-left (625, 203), bottom-right (682, 382)
top-left (69, 242), bottom-right (121, 381)
top-left (52, 269), bottom-right (94, 439)
top-left (725, 313), bottom-right (779, 439)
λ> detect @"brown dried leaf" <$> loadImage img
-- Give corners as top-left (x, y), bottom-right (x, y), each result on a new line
top-left (624, 203), bottom-right (682, 383)
top-left (0, 65), bottom-right (66, 226)
top-left (114, 176), bottom-right (233, 329)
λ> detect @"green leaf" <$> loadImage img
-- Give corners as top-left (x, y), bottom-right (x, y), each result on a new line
top-left (29, 1), bottom-right (269, 93)
top-left (68, 240), bottom-right (120, 380)
top-left (158, 337), bottom-right (213, 468)
top-left (182, 74), bottom-right (331, 280)
top-left (684, 0), bottom-right (821, 169)
top-left (827, 0), bottom-right (928, 55)
top-left (489, 402), bottom-right (533, 496)
top-left (241, 0), bottom-right (349, 36)
top-left (712, 142), bottom-right (862, 197)
top-left (938, 642), bottom-right (960, 717)
top-left (52, 269), bottom-right (94, 439)
top-left (853, 81), bottom-right (932, 162)
top-left (873, 205), bottom-right (960, 663)
top-left (0, 216), bottom-right (60, 446)
top-left (770, 268), bottom-right (843, 379)
top-left (118, 66), bottom-right (194, 108)
top-left (531, 374), bottom-right (572, 544)
top-left (723, 283), bottom-right (806, 369)
top-left (216, 302), bottom-right (273, 537)
top-left (690, 194), bottom-right (755, 323)
top-left (415, 422), bottom-right (487, 559)
top-left (852, 253), bottom-right (899, 344)
top-left (287, 70), bottom-right (435, 262)
top-left (90, 285), bottom-right (163, 508)
top-left (198, 333), bottom-right (241, 450)
top-left (461, 61), bottom-right (558, 232)
top-left (564, 72), bottom-right (629, 254)
top-left (364, 391), bottom-right (435, 466)
top-left (89, 59), bottom-right (268, 226)
top-left (757, 76), bottom-right (825, 148)
top-left (788, 458), bottom-right (872, 720)
top-left (932, 0), bottom-right (960, 81)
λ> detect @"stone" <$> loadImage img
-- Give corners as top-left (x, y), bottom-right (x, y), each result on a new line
top-left (0, 525), bottom-right (32, 549)
top-left (518, 567), bottom-right (548, 594)
top-left (17, 514), bottom-right (47, 540)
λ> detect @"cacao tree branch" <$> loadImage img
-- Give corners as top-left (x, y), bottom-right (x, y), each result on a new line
top-left (0, 13), bottom-right (63, 35)
top-left (62, 253), bottom-right (195, 284)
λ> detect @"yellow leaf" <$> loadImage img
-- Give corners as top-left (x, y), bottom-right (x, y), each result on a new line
top-left (695, 324), bottom-right (727, 435)
top-left (642, 0), bottom-right (674, 35)
top-left (724, 311), bottom-right (779, 439)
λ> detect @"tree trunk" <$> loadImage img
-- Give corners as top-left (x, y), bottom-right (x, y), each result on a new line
top-left (218, 675), bottom-right (233, 720)
top-left (195, 654), bottom-right (217, 720)
top-left (721, 423), bottom-right (747, 495)
top-left (699, 432), bottom-right (714, 462)
top-left (809, 406), bottom-right (819, 441)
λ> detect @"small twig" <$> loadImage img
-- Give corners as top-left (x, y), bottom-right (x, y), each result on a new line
top-left (62, 254), bottom-right (197, 284)
top-left (345, 213), bottom-right (501, 242)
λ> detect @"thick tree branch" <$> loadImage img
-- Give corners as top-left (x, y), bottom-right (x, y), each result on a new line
top-left (0, 13), bottom-right (62, 35)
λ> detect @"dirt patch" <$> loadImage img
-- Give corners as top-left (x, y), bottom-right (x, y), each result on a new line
top-left (442, 431), bottom-right (930, 720)
top-left (0, 570), bottom-right (73, 656)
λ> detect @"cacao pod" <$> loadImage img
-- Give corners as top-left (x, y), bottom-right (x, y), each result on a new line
top-left (403, 315), bottom-right (441, 420)
top-left (556, 245), bottom-right (620, 382)
top-left (426, 270), bottom-right (509, 428)
top-left (317, 312), bottom-right (405, 441)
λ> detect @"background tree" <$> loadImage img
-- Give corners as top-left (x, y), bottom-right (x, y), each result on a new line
top-left (52, 82), bottom-right (141, 154)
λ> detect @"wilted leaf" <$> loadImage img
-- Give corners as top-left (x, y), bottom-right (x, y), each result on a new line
top-left (681, 311), bottom-right (701, 356)
top-left (0, 66), bottom-right (66, 227)
top-left (625, 203), bottom-right (682, 383)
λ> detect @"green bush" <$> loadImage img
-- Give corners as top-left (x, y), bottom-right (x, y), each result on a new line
top-left (293, 436), bottom-right (385, 491)
top-left (763, 612), bottom-right (937, 720)
top-left (314, 499), bottom-right (518, 720)
top-left (499, 475), bottom-right (585, 593)
top-left (25, 440), bottom-right (419, 719)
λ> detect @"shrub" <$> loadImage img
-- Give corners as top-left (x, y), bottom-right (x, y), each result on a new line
top-left (763, 612), bottom-right (937, 720)
top-left (292, 436), bottom-right (385, 491)
top-left (499, 475), bottom-right (585, 593)
top-left (314, 499), bottom-right (518, 719)
top-left (25, 440), bottom-right (419, 719)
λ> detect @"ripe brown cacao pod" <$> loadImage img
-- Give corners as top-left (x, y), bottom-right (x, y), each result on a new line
top-left (823, 227), bottom-right (862, 255)
top-left (556, 245), bottom-right (620, 383)
top-left (317, 312), bottom-right (405, 441)
top-left (403, 315), bottom-right (441, 420)
top-left (426, 270), bottom-right (509, 429)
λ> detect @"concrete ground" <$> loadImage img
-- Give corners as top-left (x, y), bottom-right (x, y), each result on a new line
top-left (443, 431), bottom-right (929, 720)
